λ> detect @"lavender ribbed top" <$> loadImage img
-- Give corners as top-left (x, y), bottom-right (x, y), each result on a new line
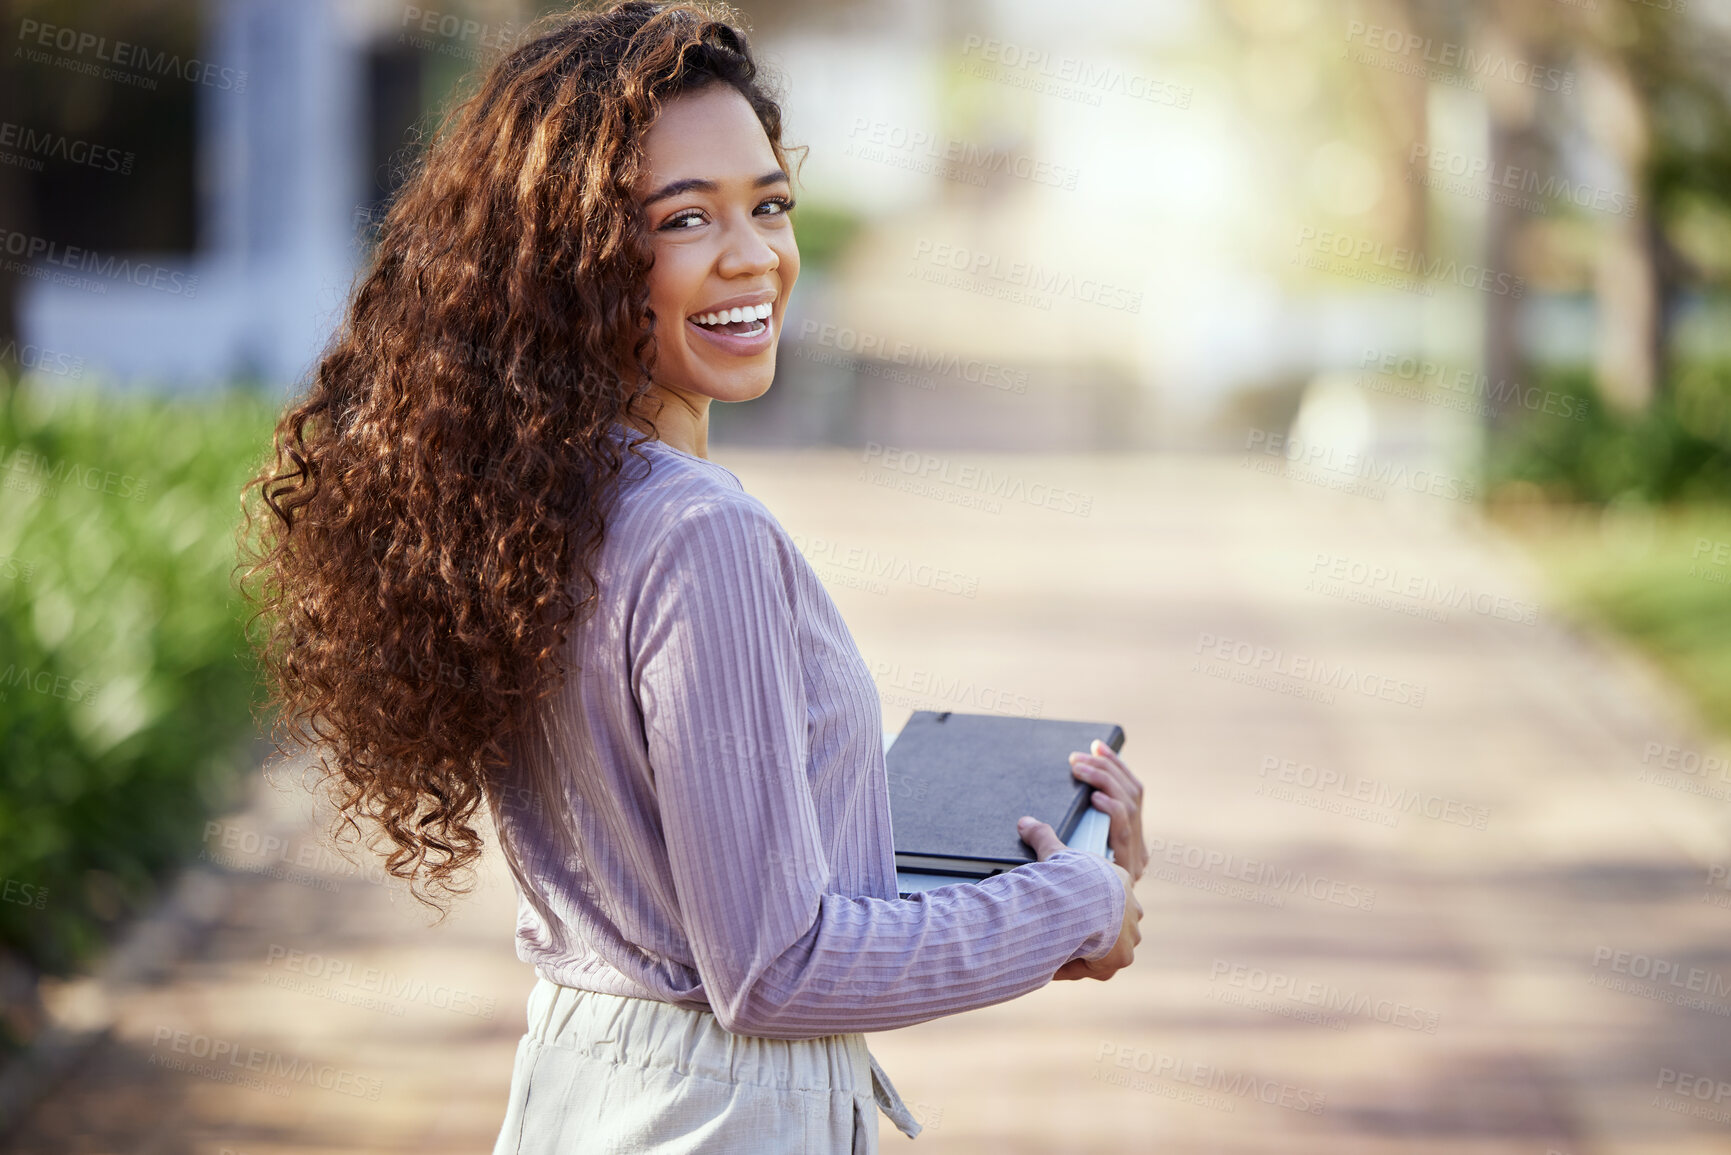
top-left (488, 426), bottom-right (1125, 1040)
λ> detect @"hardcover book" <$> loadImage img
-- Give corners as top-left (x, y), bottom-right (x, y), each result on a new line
top-left (883, 710), bottom-right (1125, 895)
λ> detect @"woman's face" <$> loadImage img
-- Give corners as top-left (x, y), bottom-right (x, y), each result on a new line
top-left (636, 83), bottom-right (799, 407)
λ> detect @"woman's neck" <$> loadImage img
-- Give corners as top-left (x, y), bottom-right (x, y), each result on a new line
top-left (635, 385), bottom-right (710, 458)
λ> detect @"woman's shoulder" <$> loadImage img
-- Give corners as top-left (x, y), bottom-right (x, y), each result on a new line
top-left (607, 433), bottom-right (787, 563)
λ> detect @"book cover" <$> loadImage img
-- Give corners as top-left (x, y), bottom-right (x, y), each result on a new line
top-left (885, 710), bottom-right (1126, 881)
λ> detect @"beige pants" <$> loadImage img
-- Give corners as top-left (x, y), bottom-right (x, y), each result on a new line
top-left (492, 976), bottom-right (923, 1153)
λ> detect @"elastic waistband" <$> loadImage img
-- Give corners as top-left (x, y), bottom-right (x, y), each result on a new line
top-left (524, 976), bottom-right (863, 1094)
top-left (523, 977), bottom-right (923, 1139)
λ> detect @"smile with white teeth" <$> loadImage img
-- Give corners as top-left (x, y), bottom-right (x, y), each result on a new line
top-left (689, 301), bottom-right (774, 332)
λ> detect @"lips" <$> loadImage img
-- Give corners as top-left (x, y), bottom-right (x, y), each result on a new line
top-left (690, 302), bottom-right (774, 334)
top-left (684, 295), bottom-right (777, 355)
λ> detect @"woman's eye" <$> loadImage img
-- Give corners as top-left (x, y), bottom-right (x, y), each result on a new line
top-left (661, 210), bottom-right (705, 230)
top-left (757, 196), bottom-right (795, 217)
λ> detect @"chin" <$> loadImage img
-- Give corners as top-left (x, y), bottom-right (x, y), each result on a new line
top-left (695, 365), bottom-right (777, 404)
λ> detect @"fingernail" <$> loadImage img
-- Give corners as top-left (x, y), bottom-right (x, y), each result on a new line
top-left (1017, 816), bottom-right (1034, 827)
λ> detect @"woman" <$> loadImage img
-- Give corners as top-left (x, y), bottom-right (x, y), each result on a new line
top-left (240, 2), bottom-right (1147, 1151)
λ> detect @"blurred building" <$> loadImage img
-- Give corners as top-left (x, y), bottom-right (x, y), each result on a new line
top-left (14, 0), bottom-right (1717, 458)
top-left (19, 0), bottom-right (442, 390)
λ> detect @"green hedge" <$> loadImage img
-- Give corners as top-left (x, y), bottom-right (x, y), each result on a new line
top-left (1486, 358), bottom-right (1731, 740)
top-left (0, 381), bottom-right (274, 1035)
top-left (1501, 504), bottom-right (1731, 735)
top-left (1484, 362), bottom-right (1731, 504)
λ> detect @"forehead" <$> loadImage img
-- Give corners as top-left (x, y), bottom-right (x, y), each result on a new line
top-left (639, 84), bottom-right (779, 187)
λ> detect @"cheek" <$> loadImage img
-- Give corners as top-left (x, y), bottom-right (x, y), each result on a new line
top-left (777, 235), bottom-right (801, 287)
top-left (647, 245), bottom-right (702, 330)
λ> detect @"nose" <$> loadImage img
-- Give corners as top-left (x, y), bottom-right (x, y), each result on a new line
top-left (716, 213), bottom-right (779, 280)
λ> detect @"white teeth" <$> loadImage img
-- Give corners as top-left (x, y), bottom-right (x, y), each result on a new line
top-left (691, 302), bottom-right (775, 327)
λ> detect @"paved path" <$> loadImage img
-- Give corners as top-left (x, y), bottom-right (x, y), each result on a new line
top-left (11, 451), bottom-right (1731, 1154)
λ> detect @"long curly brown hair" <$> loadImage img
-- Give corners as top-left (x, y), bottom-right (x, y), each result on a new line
top-left (237, 0), bottom-right (794, 911)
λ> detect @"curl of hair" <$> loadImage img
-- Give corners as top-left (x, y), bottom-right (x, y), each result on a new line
top-left (236, 0), bottom-right (794, 913)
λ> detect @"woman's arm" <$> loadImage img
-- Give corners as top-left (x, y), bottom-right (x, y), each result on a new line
top-left (632, 497), bottom-right (1126, 1040)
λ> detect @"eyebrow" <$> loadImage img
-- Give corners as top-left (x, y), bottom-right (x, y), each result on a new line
top-left (643, 168), bottom-right (789, 206)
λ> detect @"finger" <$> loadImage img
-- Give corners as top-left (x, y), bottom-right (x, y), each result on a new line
top-left (1053, 960), bottom-right (1088, 981)
top-left (1091, 791), bottom-right (1126, 824)
top-left (1092, 739), bottom-right (1131, 775)
top-left (1016, 815), bottom-right (1064, 860)
top-left (1089, 742), bottom-right (1143, 800)
top-left (1097, 795), bottom-right (1140, 859)
top-left (1072, 752), bottom-right (1139, 804)
top-left (1076, 759), bottom-right (1139, 812)
top-left (1078, 740), bottom-right (1129, 778)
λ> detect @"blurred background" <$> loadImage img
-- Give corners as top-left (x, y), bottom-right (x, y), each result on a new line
top-left (3, 0), bottom-right (1731, 1151)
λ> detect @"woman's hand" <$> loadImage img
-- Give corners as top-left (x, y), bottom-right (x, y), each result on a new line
top-left (1018, 816), bottom-right (1142, 981)
top-left (1070, 740), bottom-right (1147, 883)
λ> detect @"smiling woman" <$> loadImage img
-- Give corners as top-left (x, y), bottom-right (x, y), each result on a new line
top-left (238, 2), bottom-right (1142, 1152)
top-left (631, 82), bottom-right (801, 454)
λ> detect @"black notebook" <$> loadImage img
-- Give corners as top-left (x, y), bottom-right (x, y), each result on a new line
top-left (887, 710), bottom-right (1126, 880)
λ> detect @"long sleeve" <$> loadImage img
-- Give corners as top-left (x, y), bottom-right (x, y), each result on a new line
top-left (631, 495), bottom-right (1126, 1039)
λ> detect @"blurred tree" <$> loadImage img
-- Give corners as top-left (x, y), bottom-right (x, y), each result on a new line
top-left (1469, 0), bottom-right (1552, 430)
top-left (1612, 3), bottom-right (1731, 402)
top-left (1477, 0), bottom-right (1731, 413)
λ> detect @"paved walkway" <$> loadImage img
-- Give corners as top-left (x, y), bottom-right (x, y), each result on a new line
top-left (11, 451), bottom-right (1731, 1154)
